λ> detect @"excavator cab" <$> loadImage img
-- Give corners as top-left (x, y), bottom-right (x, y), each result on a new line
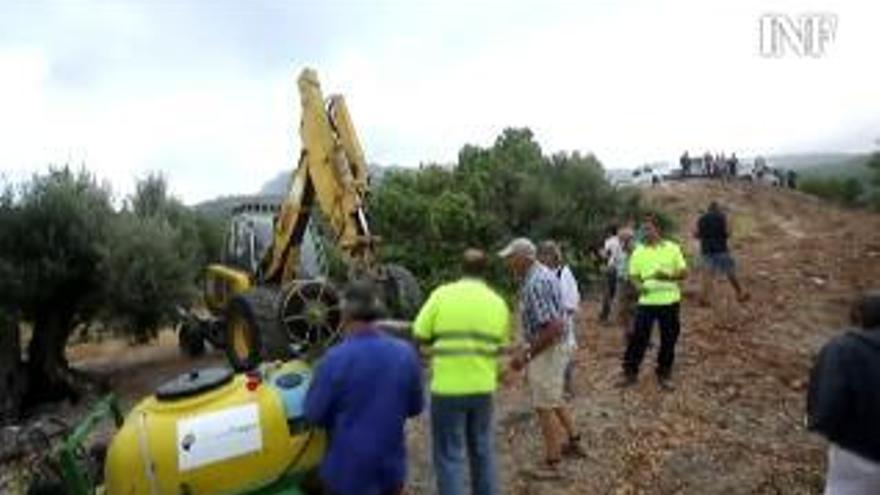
top-left (178, 204), bottom-right (278, 359)
top-left (223, 209), bottom-right (276, 276)
top-left (204, 205), bottom-right (278, 315)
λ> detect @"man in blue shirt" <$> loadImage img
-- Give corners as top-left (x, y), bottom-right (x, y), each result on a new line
top-left (305, 280), bottom-right (424, 495)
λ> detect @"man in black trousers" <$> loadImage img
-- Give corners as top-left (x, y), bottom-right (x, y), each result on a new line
top-left (618, 216), bottom-right (688, 391)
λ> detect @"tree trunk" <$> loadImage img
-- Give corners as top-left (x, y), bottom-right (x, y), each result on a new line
top-left (24, 310), bottom-right (79, 407)
top-left (0, 310), bottom-right (26, 423)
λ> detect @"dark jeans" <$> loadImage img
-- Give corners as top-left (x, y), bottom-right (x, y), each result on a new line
top-left (431, 394), bottom-right (496, 495)
top-left (623, 303), bottom-right (681, 378)
top-left (599, 270), bottom-right (619, 322)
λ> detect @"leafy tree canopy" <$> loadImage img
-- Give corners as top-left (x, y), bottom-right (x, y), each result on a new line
top-left (0, 168), bottom-right (223, 406)
top-left (369, 128), bottom-right (649, 293)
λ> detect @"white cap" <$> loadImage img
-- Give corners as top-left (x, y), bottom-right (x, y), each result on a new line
top-left (498, 237), bottom-right (537, 259)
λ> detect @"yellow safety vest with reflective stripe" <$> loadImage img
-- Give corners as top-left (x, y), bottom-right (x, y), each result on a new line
top-left (629, 239), bottom-right (687, 305)
top-left (413, 278), bottom-right (510, 395)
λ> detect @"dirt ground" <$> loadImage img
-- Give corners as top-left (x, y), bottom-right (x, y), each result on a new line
top-left (405, 181), bottom-right (880, 494)
top-left (66, 329), bottom-right (227, 407)
top-left (4, 180), bottom-right (880, 494)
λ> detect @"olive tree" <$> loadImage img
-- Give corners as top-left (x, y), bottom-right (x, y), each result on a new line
top-left (0, 169), bottom-right (217, 410)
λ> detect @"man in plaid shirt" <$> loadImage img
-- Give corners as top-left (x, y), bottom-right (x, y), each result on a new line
top-left (501, 237), bottom-right (586, 478)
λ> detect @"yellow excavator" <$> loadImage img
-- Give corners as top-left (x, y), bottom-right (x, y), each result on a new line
top-left (34, 68), bottom-right (422, 495)
top-left (179, 68), bottom-right (421, 371)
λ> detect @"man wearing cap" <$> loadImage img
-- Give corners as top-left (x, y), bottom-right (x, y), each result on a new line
top-left (500, 237), bottom-right (586, 477)
top-left (305, 280), bottom-right (424, 495)
top-left (413, 249), bottom-right (509, 495)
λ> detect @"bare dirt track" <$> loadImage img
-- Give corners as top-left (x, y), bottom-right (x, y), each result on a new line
top-left (405, 180), bottom-right (880, 494)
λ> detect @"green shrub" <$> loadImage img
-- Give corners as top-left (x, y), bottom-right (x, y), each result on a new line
top-left (369, 128), bottom-right (654, 296)
top-left (799, 176), bottom-right (865, 208)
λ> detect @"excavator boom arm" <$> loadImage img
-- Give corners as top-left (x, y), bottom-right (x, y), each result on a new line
top-left (263, 68), bottom-right (376, 283)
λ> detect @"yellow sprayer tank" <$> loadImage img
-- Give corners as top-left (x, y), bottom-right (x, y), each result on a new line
top-left (104, 360), bottom-right (325, 495)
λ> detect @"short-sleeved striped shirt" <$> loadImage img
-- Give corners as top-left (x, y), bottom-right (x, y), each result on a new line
top-left (519, 262), bottom-right (567, 343)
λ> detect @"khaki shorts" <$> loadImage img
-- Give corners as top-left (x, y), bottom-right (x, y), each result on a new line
top-left (526, 342), bottom-right (571, 409)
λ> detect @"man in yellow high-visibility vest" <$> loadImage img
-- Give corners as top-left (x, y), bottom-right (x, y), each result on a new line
top-left (413, 249), bottom-right (510, 495)
top-left (621, 214), bottom-right (688, 391)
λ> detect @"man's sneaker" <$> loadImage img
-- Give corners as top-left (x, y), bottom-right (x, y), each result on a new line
top-left (657, 376), bottom-right (676, 392)
top-left (615, 374), bottom-right (638, 388)
top-left (562, 435), bottom-right (588, 459)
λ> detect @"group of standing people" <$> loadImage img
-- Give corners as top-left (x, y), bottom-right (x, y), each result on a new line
top-left (303, 205), bottom-right (757, 494)
top-left (679, 150), bottom-right (799, 189)
top-left (302, 194), bottom-right (877, 494)
top-left (680, 150), bottom-right (740, 180)
top-left (303, 241), bottom-right (588, 495)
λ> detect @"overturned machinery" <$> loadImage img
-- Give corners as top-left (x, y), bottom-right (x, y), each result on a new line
top-left (179, 68), bottom-right (422, 371)
top-left (33, 68), bottom-right (422, 495)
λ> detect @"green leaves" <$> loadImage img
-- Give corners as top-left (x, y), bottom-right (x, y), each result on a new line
top-left (0, 168), bottom-right (222, 343)
top-left (799, 151), bottom-right (880, 211)
top-left (1, 168), bottom-right (113, 314)
top-left (799, 176), bottom-right (866, 208)
top-left (128, 173), bottom-right (225, 272)
top-left (429, 191), bottom-right (477, 242)
top-left (369, 127), bottom-right (647, 294)
top-left (102, 213), bottom-right (195, 340)
top-left (867, 152), bottom-right (880, 209)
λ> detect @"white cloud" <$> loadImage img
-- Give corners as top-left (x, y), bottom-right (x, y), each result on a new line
top-left (0, 47), bottom-right (52, 180)
top-left (0, 0), bottom-right (878, 203)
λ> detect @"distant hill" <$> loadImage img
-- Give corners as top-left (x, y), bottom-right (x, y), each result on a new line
top-left (258, 164), bottom-right (405, 196)
top-left (767, 152), bottom-right (872, 180)
top-left (260, 173), bottom-right (291, 196)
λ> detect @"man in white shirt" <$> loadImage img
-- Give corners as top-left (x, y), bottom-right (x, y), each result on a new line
top-left (599, 225), bottom-right (623, 324)
top-left (538, 241), bottom-right (581, 399)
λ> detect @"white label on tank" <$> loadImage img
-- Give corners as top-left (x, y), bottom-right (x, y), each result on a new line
top-left (177, 403), bottom-right (262, 471)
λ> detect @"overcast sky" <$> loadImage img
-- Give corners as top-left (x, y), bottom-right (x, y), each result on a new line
top-left (1, 0), bottom-right (878, 203)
